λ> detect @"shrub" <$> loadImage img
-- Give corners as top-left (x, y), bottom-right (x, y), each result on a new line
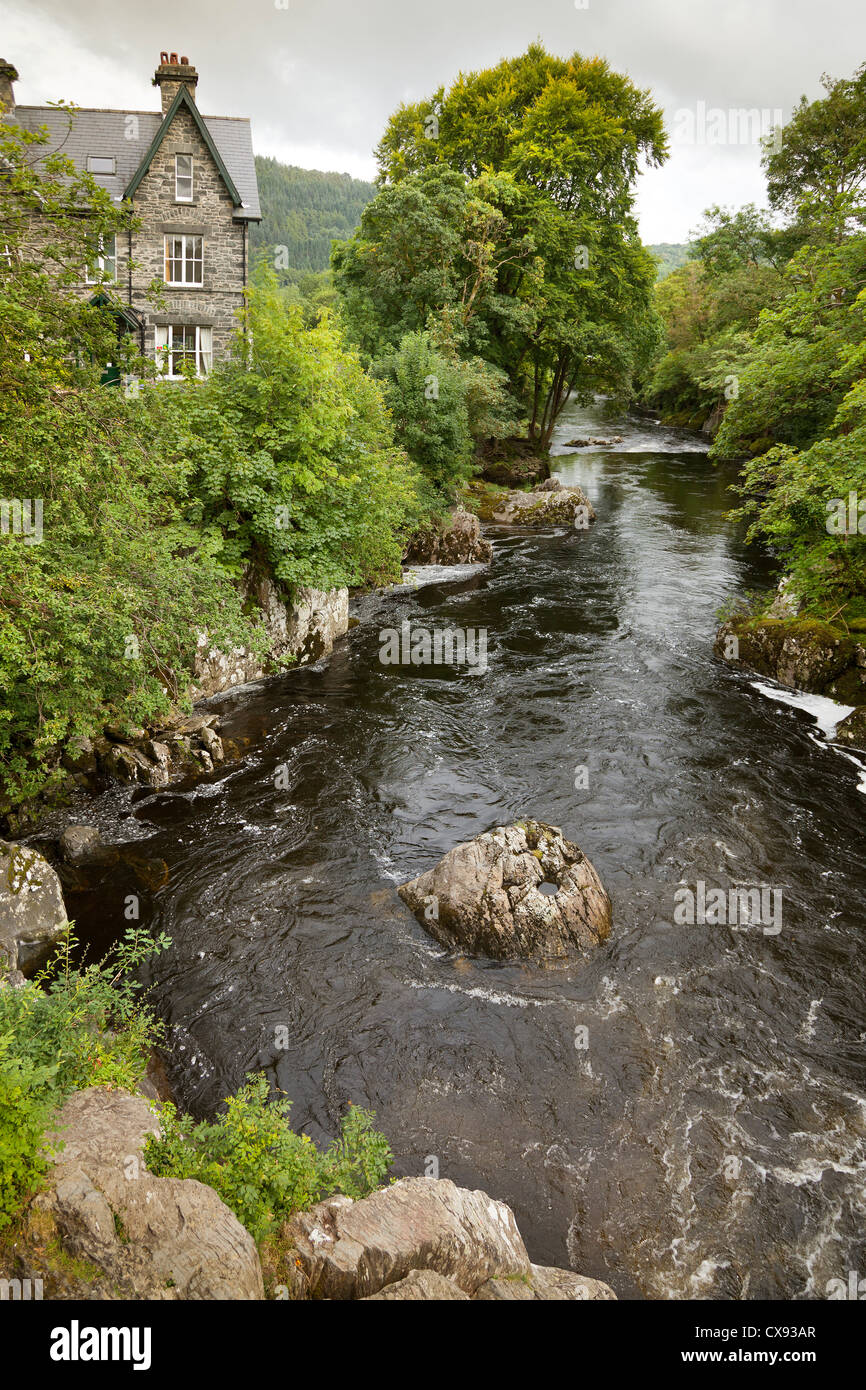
top-left (145, 1074), bottom-right (392, 1244)
top-left (0, 927), bottom-right (167, 1231)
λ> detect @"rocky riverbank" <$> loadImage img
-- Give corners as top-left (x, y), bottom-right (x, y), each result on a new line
top-left (3, 1083), bottom-right (614, 1301)
top-left (714, 613), bottom-right (866, 750)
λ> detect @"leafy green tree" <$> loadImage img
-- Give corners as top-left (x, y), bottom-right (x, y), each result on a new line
top-left (711, 228), bottom-right (866, 460)
top-left (375, 42), bottom-right (666, 217)
top-left (338, 47), bottom-right (667, 448)
top-left (182, 272), bottom-right (421, 589)
top-left (763, 63), bottom-right (866, 221)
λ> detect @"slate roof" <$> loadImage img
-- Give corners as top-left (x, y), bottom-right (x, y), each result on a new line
top-left (13, 102), bottom-right (261, 219)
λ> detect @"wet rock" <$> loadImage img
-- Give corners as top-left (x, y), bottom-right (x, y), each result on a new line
top-left (398, 819), bottom-right (612, 963)
top-left (404, 511), bottom-right (493, 566)
top-left (475, 1264), bottom-right (616, 1300)
top-left (478, 483), bottom-right (596, 528)
top-left (477, 439), bottom-right (550, 488)
top-left (23, 1088), bottom-right (263, 1300)
top-left (836, 706), bottom-right (866, 750)
top-left (100, 742), bottom-right (153, 784)
top-left (277, 1177), bottom-right (531, 1299)
top-left (191, 577), bottom-right (349, 698)
top-left (0, 840), bottom-right (68, 976)
top-left (363, 1269), bottom-right (470, 1300)
top-left (59, 825), bottom-right (103, 866)
top-left (715, 617), bottom-right (866, 704)
top-left (197, 725), bottom-right (224, 763)
top-left (564, 435), bottom-right (624, 447)
top-left (143, 739), bottom-right (171, 767)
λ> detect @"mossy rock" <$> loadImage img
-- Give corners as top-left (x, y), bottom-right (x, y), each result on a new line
top-left (836, 706), bottom-right (866, 750)
top-left (715, 616), bottom-right (865, 697)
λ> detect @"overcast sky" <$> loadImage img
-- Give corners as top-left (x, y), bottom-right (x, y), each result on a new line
top-left (4, 0), bottom-right (865, 242)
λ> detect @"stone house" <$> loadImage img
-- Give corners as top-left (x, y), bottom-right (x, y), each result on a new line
top-left (2, 53), bottom-right (261, 375)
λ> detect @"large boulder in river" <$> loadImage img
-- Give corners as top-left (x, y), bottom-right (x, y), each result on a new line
top-left (404, 510), bottom-right (492, 566)
top-left (477, 482), bottom-right (595, 528)
top-left (21, 1088), bottom-right (263, 1300)
top-left (276, 1177), bottom-right (531, 1299)
top-left (398, 820), bottom-right (612, 963)
top-left (0, 839), bottom-right (68, 976)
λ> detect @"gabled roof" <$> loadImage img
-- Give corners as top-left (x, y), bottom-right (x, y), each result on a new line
top-left (14, 96), bottom-right (261, 220)
top-left (125, 85), bottom-right (240, 206)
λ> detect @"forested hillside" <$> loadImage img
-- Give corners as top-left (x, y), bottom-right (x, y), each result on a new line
top-left (648, 242), bottom-right (690, 278)
top-left (249, 157), bottom-right (375, 271)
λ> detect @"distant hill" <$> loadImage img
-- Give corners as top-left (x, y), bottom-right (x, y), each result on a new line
top-left (250, 157), bottom-right (376, 272)
top-left (648, 243), bottom-right (692, 279)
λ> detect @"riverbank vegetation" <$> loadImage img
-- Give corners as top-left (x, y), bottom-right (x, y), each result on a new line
top-left (0, 927), bottom-right (391, 1247)
top-left (645, 62), bottom-right (866, 621)
top-left (334, 44), bottom-right (668, 457)
top-left (0, 118), bottom-right (421, 807)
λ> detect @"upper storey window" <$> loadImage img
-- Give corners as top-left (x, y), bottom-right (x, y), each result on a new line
top-left (164, 234), bottom-right (203, 286)
top-left (175, 153), bottom-right (194, 202)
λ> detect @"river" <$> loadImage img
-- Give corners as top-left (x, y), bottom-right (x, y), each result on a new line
top-left (60, 398), bottom-right (866, 1300)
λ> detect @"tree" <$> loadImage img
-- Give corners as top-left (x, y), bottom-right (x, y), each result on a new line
top-left (763, 63), bottom-right (866, 221)
top-left (337, 47), bottom-right (666, 448)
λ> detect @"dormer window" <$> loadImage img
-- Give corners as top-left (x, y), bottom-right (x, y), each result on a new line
top-left (87, 155), bottom-right (116, 175)
top-left (175, 153), bottom-right (194, 202)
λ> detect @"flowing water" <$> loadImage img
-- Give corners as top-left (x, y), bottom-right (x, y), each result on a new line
top-left (59, 399), bottom-right (866, 1300)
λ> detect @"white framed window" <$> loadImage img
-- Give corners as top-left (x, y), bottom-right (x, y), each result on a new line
top-left (154, 324), bottom-right (213, 378)
top-left (87, 155), bottom-right (116, 175)
top-left (164, 233), bottom-right (203, 285)
top-left (175, 153), bottom-right (194, 202)
top-left (84, 233), bottom-right (116, 284)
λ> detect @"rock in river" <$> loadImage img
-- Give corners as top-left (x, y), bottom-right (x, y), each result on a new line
top-left (0, 839), bottom-right (68, 976)
top-left (398, 819), bottom-right (612, 963)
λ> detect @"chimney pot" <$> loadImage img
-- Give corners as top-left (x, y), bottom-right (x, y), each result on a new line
top-left (153, 53), bottom-right (198, 115)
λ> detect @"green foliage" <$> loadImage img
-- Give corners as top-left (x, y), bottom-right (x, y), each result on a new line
top-left (763, 63), bottom-right (866, 220)
top-left (0, 119), bottom-right (420, 803)
top-left (644, 208), bottom-right (785, 425)
top-left (375, 42), bottom-right (666, 206)
top-left (337, 47), bottom-right (667, 448)
top-left (712, 230), bottom-right (866, 461)
top-left (250, 157), bottom-right (375, 274)
top-left (646, 60), bottom-right (866, 618)
top-left (726, 309), bottom-right (866, 613)
top-left (648, 243), bottom-right (691, 279)
top-left (373, 329), bottom-right (518, 497)
top-left (0, 927), bottom-right (167, 1232)
top-left (0, 379), bottom-right (261, 802)
top-left (183, 272), bottom-right (422, 588)
top-left (145, 1075), bottom-right (392, 1244)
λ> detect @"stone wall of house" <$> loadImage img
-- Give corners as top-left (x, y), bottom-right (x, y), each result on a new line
top-left (118, 103), bottom-right (247, 365)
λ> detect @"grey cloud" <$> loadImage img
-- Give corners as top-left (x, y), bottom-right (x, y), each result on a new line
top-left (6, 0), bottom-right (865, 239)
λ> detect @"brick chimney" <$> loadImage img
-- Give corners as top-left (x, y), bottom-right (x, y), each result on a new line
top-left (152, 52), bottom-right (198, 116)
top-left (0, 61), bottom-right (18, 115)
